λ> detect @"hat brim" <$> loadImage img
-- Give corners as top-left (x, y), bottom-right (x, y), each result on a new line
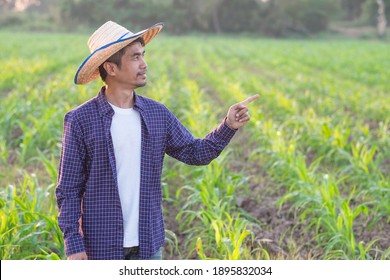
top-left (74, 22), bottom-right (164, 85)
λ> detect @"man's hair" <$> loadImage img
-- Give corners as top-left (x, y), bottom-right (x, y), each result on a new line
top-left (99, 37), bottom-right (145, 82)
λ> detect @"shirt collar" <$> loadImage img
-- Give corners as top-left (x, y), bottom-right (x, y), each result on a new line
top-left (133, 92), bottom-right (146, 112)
top-left (97, 86), bottom-right (114, 117)
top-left (97, 86), bottom-right (147, 117)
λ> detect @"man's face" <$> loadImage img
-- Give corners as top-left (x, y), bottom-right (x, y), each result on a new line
top-left (113, 42), bottom-right (148, 89)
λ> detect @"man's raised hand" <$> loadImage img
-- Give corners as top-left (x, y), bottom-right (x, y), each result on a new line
top-left (226, 94), bottom-right (259, 130)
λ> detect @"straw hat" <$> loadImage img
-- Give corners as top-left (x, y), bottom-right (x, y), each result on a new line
top-left (74, 21), bottom-right (164, 85)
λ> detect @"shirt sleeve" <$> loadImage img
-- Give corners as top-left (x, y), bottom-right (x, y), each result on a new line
top-left (55, 112), bottom-right (87, 257)
top-left (165, 110), bottom-right (236, 165)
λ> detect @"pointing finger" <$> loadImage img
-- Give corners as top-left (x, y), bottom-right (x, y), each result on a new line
top-left (240, 94), bottom-right (259, 106)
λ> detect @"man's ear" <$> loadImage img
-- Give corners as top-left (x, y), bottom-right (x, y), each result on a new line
top-left (103, 61), bottom-right (116, 77)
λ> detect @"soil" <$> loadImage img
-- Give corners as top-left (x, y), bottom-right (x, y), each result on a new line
top-left (163, 177), bottom-right (389, 260)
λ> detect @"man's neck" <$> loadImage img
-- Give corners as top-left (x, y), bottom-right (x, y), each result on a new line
top-left (104, 85), bottom-right (135, 109)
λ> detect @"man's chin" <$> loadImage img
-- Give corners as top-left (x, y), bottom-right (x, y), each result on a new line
top-left (135, 81), bottom-right (147, 88)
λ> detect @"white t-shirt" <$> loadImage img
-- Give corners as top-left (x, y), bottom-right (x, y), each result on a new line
top-left (109, 103), bottom-right (141, 247)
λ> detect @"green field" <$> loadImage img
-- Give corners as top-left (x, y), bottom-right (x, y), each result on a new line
top-left (0, 31), bottom-right (389, 260)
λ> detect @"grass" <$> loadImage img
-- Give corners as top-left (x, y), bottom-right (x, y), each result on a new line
top-left (0, 31), bottom-right (389, 259)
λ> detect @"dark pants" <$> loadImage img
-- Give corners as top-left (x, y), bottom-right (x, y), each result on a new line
top-left (123, 247), bottom-right (162, 260)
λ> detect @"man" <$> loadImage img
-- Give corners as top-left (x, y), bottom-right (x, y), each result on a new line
top-left (56, 21), bottom-right (258, 260)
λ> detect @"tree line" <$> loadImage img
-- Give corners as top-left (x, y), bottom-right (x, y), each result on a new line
top-left (0, 0), bottom-right (388, 37)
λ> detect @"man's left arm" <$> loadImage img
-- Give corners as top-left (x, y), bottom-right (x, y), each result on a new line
top-left (165, 95), bottom-right (259, 165)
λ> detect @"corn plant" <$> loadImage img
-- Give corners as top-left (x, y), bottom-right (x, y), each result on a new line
top-left (0, 173), bottom-right (64, 259)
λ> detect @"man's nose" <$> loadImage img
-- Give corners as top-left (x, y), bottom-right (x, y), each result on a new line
top-left (140, 57), bottom-right (147, 69)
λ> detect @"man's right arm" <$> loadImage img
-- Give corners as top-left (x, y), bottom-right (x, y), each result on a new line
top-left (55, 112), bottom-right (87, 259)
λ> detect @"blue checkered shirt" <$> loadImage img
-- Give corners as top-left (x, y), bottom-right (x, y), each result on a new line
top-left (56, 87), bottom-right (236, 259)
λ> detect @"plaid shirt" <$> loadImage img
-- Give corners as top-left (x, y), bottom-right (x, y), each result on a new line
top-left (56, 87), bottom-right (236, 259)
